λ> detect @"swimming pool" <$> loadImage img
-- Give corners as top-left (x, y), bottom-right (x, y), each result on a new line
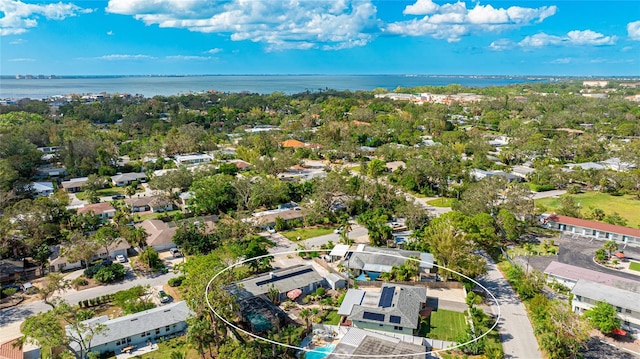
top-left (303, 344), bottom-right (336, 359)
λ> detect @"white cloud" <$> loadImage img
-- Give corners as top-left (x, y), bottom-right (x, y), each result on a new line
top-left (566, 30), bottom-right (615, 45)
top-left (403, 0), bottom-right (438, 15)
top-left (107, 30), bottom-right (113, 36)
top-left (628, 21), bottom-right (640, 41)
top-left (8, 37), bottom-right (25, 44)
top-left (165, 55), bottom-right (212, 60)
top-left (549, 57), bottom-right (571, 64)
top-left (106, 0), bottom-right (380, 50)
top-left (622, 46), bottom-right (633, 52)
top-left (519, 30), bottom-right (616, 47)
top-left (0, 0), bottom-right (92, 36)
top-left (519, 33), bottom-right (563, 47)
top-left (94, 54), bottom-right (156, 60)
top-left (388, 1), bottom-right (557, 42)
top-left (488, 38), bottom-right (514, 51)
top-left (8, 57), bottom-right (35, 62)
top-left (205, 48), bottom-right (222, 54)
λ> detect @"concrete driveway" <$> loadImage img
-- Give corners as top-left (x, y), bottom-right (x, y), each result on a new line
top-left (477, 253), bottom-right (542, 359)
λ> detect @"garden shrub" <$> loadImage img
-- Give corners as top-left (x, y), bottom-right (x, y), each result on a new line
top-left (168, 275), bottom-right (185, 287)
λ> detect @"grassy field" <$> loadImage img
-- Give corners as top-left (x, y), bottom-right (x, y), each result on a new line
top-left (75, 187), bottom-right (125, 200)
top-left (630, 261), bottom-right (640, 272)
top-left (129, 336), bottom-right (199, 359)
top-left (321, 310), bottom-right (341, 325)
top-left (281, 226), bottom-right (337, 241)
top-left (426, 197), bottom-right (454, 207)
top-left (535, 191), bottom-right (640, 228)
top-left (419, 309), bottom-right (467, 342)
top-left (137, 210), bottom-right (181, 221)
top-left (507, 241), bottom-right (558, 258)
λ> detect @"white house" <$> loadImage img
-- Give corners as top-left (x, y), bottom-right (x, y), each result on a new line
top-left (174, 154), bottom-right (212, 166)
top-left (543, 261), bottom-right (638, 290)
top-left (571, 279), bottom-right (640, 335)
top-left (542, 214), bottom-right (640, 246)
top-left (110, 172), bottom-right (147, 187)
top-left (76, 202), bottom-right (116, 220)
top-left (28, 182), bottom-right (54, 197)
top-left (61, 177), bottom-right (89, 193)
top-left (67, 301), bottom-right (189, 358)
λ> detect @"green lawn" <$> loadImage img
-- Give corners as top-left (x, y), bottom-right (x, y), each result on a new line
top-left (129, 336), bottom-right (199, 359)
top-left (281, 226), bottom-right (337, 241)
top-left (75, 187), bottom-right (125, 200)
top-left (321, 310), bottom-right (341, 325)
top-left (535, 191), bottom-right (640, 228)
top-left (137, 210), bottom-right (181, 222)
top-left (426, 197), bottom-right (454, 207)
top-left (630, 261), bottom-right (640, 272)
top-left (419, 309), bottom-right (467, 342)
top-left (507, 241), bottom-right (558, 258)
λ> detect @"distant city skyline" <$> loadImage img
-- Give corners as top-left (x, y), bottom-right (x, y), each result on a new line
top-left (1, 0), bottom-right (639, 76)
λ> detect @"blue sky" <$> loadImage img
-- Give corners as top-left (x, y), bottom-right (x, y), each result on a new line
top-left (1, 0), bottom-right (639, 76)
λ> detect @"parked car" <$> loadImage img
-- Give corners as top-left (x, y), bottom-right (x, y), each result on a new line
top-left (158, 290), bottom-right (171, 303)
top-left (169, 247), bottom-right (182, 257)
top-left (334, 226), bottom-right (344, 234)
top-left (267, 226), bottom-right (276, 234)
top-left (111, 194), bottom-right (126, 200)
top-left (116, 255), bottom-right (127, 263)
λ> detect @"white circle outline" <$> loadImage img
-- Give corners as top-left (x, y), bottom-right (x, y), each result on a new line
top-left (205, 249), bottom-right (501, 358)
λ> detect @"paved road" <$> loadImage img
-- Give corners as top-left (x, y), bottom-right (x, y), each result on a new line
top-left (477, 254), bottom-right (543, 359)
top-left (531, 189), bottom-right (566, 200)
top-left (0, 270), bottom-right (178, 342)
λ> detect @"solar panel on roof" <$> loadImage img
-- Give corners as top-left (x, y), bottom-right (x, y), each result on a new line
top-left (389, 315), bottom-right (401, 324)
top-left (255, 267), bottom-right (313, 286)
top-left (379, 286), bottom-right (395, 308)
top-left (363, 311), bottom-right (385, 322)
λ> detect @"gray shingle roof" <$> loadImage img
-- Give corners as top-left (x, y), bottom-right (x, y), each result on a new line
top-left (347, 284), bottom-right (426, 329)
top-left (347, 247), bottom-right (432, 272)
top-left (67, 301), bottom-right (189, 349)
top-left (233, 265), bottom-right (324, 296)
top-left (572, 279), bottom-right (640, 313)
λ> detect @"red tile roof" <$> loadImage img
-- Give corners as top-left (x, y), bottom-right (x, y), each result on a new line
top-left (77, 202), bottom-right (115, 215)
top-left (0, 339), bottom-right (22, 359)
top-left (547, 214), bottom-right (640, 237)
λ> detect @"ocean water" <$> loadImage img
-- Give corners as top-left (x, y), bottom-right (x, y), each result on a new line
top-left (0, 75), bottom-right (545, 99)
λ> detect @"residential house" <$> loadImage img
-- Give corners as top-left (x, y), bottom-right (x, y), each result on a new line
top-left (228, 265), bottom-right (326, 303)
top-left (173, 154), bottom-right (212, 166)
top-left (36, 165), bottom-right (66, 178)
top-left (543, 261), bottom-right (638, 290)
top-left (226, 159), bottom-right (252, 170)
top-left (0, 337), bottom-right (40, 359)
top-left (67, 301), bottom-right (189, 357)
top-left (76, 202), bottom-right (116, 220)
top-left (137, 220), bottom-right (177, 251)
top-left (510, 165), bottom-right (535, 180)
top-left (28, 182), bottom-right (54, 197)
top-left (250, 208), bottom-right (307, 229)
top-left (601, 158), bottom-right (636, 172)
top-left (582, 80), bottom-right (609, 88)
top-left (343, 245), bottom-right (435, 281)
top-left (0, 259), bottom-right (25, 284)
top-left (542, 214), bottom-right (640, 246)
top-left (280, 139), bottom-right (322, 150)
top-left (340, 283), bottom-right (427, 336)
top-left (470, 169), bottom-right (523, 183)
top-left (111, 172), bottom-right (147, 187)
top-left (48, 240), bottom-right (129, 272)
top-left (563, 162), bottom-right (606, 171)
top-left (125, 196), bottom-right (174, 213)
top-left (325, 327), bottom-right (426, 358)
top-left (60, 177), bottom-right (89, 193)
top-left (571, 279), bottom-right (640, 334)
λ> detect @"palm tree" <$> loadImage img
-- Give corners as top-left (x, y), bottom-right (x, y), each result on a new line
top-left (299, 308), bottom-right (311, 334)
